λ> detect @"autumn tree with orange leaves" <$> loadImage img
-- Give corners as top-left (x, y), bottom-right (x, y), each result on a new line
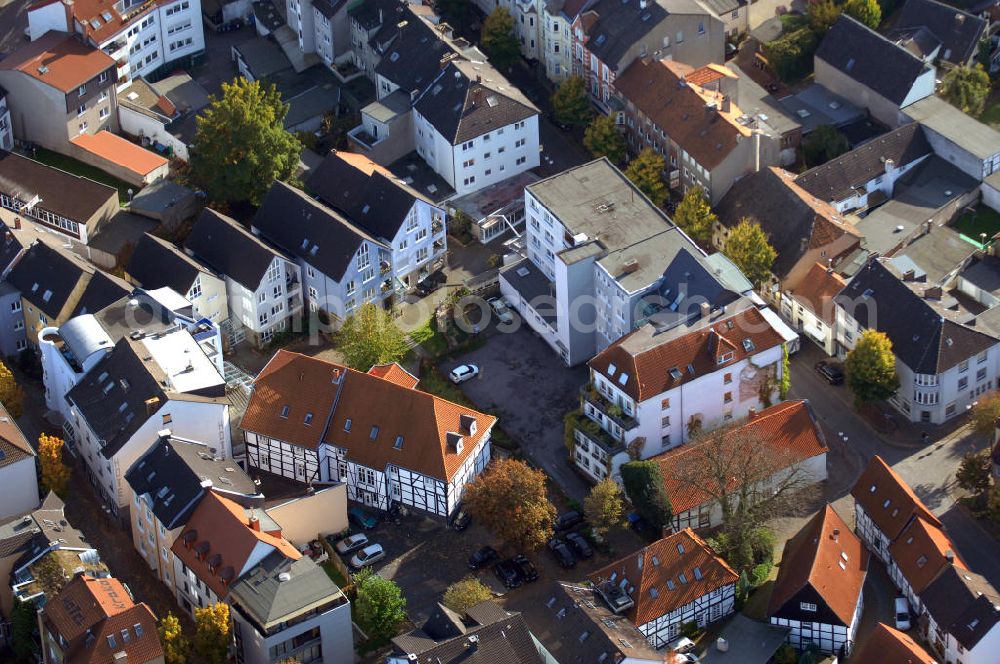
top-left (463, 458), bottom-right (556, 551)
top-left (38, 434), bottom-right (70, 498)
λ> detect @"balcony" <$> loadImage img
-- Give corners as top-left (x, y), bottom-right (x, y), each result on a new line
top-left (569, 410), bottom-right (624, 455)
top-left (347, 125), bottom-right (382, 151)
top-left (580, 385), bottom-right (638, 432)
top-left (380, 260), bottom-right (392, 275)
top-left (432, 218), bottom-right (444, 234)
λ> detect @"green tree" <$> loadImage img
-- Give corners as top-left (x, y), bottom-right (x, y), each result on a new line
top-left (159, 611), bottom-right (190, 664)
top-left (335, 303), bottom-right (409, 371)
top-left (807, 0), bottom-right (841, 33)
top-left (762, 28), bottom-right (819, 82)
top-left (845, 329), bottom-right (899, 406)
top-left (780, 344), bottom-right (791, 399)
top-left (843, 0), bottom-right (881, 29)
top-left (672, 186), bottom-right (716, 246)
top-left (978, 35), bottom-right (993, 69)
top-left (0, 358), bottom-right (24, 418)
top-left (620, 460), bottom-right (673, 530)
top-left (971, 392), bottom-right (1000, 436)
top-left (583, 115), bottom-right (627, 163)
top-left (355, 569), bottom-right (407, 640)
top-left (551, 75), bottom-right (592, 127)
top-left (584, 477), bottom-right (627, 539)
top-left (941, 64), bottom-right (992, 116)
top-left (11, 599), bottom-right (39, 662)
top-left (624, 148), bottom-right (668, 207)
top-left (481, 8), bottom-right (520, 70)
top-left (722, 217), bottom-right (777, 288)
top-left (463, 458), bottom-right (556, 550)
top-left (957, 451), bottom-right (993, 508)
top-left (193, 603), bottom-right (230, 664)
top-left (442, 577), bottom-right (493, 613)
top-left (803, 124), bottom-right (850, 167)
top-left (189, 78), bottom-right (301, 207)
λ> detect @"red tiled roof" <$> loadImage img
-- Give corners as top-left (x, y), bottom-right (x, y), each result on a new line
top-left (171, 492), bottom-right (300, 599)
top-left (852, 623), bottom-right (936, 664)
top-left (614, 58), bottom-right (750, 171)
top-left (29, 0), bottom-right (172, 44)
top-left (653, 401), bottom-right (828, 514)
top-left (43, 575), bottom-right (163, 664)
top-left (367, 362), bottom-right (419, 389)
top-left (789, 263), bottom-right (847, 325)
top-left (0, 401), bottom-right (35, 468)
top-left (768, 505), bottom-right (869, 626)
top-left (589, 529), bottom-right (738, 625)
top-left (889, 516), bottom-right (965, 595)
top-left (70, 131), bottom-right (168, 177)
top-left (589, 307), bottom-right (786, 402)
top-left (0, 31), bottom-right (115, 94)
top-left (851, 456), bottom-right (940, 542)
top-left (242, 350), bottom-right (497, 481)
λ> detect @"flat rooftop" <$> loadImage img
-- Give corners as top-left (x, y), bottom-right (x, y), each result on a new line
top-left (776, 84), bottom-right (864, 133)
top-left (449, 170), bottom-right (540, 221)
top-left (526, 158), bottom-right (674, 253)
top-left (141, 327), bottom-right (224, 394)
top-left (388, 151), bottom-right (455, 203)
top-left (701, 614), bottom-right (790, 664)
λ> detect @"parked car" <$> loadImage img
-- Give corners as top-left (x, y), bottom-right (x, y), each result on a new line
top-left (349, 543), bottom-right (385, 569)
top-left (548, 538), bottom-right (576, 568)
top-left (415, 270), bottom-right (446, 296)
top-left (452, 510), bottom-right (472, 532)
top-left (565, 532), bottom-right (594, 558)
top-left (468, 546), bottom-right (499, 570)
top-left (449, 364), bottom-right (480, 384)
top-left (670, 637), bottom-right (696, 654)
top-left (494, 559), bottom-right (522, 588)
top-left (512, 554), bottom-right (538, 583)
top-left (895, 597), bottom-right (911, 631)
top-left (335, 533), bottom-right (369, 555)
top-left (554, 511), bottom-right (583, 531)
top-left (815, 361), bottom-right (844, 385)
top-left (348, 506), bottom-right (378, 530)
top-left (487, 297), bottom-right (515, 325)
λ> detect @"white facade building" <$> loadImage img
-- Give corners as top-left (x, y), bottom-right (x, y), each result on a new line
top-left (0, 403), bottom-right (40, 520)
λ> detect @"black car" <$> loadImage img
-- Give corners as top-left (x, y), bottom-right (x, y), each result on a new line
top-left (554, 511), bottom-right (583, 531)
top-left (415, 270), bottom-right (446, 296)
top-left (565, 532), bottom-right (594, 558)
top-left (494, 559), bottom-right (522, 588)
top-left (512, 554), bottom-right (539, 583)
top-left (815, 361), bottom-right (845, 385)
top-left (548, 538), bottom-right (577, 568)
top-left (468, 546), bottom-right (498, 570)
top-left (452, 510), bottom-right (472, 532)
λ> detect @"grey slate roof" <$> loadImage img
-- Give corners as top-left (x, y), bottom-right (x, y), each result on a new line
top-left (253, 181), bottom-right (382, 282)
top-left (125, 435), bottom-right (261, 530)
top-left (71, 271), bottom-right (131, 317)
top-left (414, 61), bottom-right (537, 145)
top-left (794, 124), bottom-right (931, 204)
top-left (816, 15), bottom-right (932, 105)
top-left (838, 258), bottom-right (998, 374)
top-left (306, 153), bottom-right (423, 242)
top-left (228, 551), bottom-right (345, 629)
top-left (0, 493), bottom-right (89, 560)
top-left (66, 337), bottom-right (169, 459)
top-left (374, 12), bottom-right (451, 94)
top-left (391, 601), bottom-right (544, 663)
top-left (919, 565), bottom-right (1000, 650)
top-left (6, 241), bottom-right (90, 319)
top-left (580, 0), bottom-right (712, 70)
top-left (185, 208), bottom-right (284, 291)
top-left (127, 233), bottom-right (210, 296)
top-left (0, 151), bottom-right (116, 224)
top-left (0, 222), bottom-right (25, 273)
top-left (891, 0), bottom-right (986, 64)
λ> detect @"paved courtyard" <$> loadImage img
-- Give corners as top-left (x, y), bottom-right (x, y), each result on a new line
top-left (445, 327), bottom-right (591, 500)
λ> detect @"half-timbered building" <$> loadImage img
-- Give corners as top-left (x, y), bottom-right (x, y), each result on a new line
top-left (240, 351), bottom-right (496, 519)
top-left (850, 455), bottom-right (941, 564)
top-left (588, 529), bottom-right (738, 649)
top-left (768, 505), bottom-right (868, 656)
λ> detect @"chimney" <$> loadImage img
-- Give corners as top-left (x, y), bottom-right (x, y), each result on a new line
top-left (622, 258), bottom-right (639, 274)
top-left (721, 95), bottom-right (731, 114)
top-left (144, 397), bottom-right (159, 416)
top-left (748, 407), bottom-right (757, 420)
top-left (946, 549), bottom-right (955, 563)
top-left (832, 528), bottom-right (840, 541)
top-left (699, 301), bottom-right (711, 319)
top-left (61, 0), bottom-right (75, 33)
top-left (248, 512), bottom-right (261, 531)
top-left (12, 217), bottom-right (20, 230)
top-left (72, 566), bottom-right (86, 578)
top-left (467, 635), bottom-right (479, 651)
top-left (753, 131), bottom-right (761, 172)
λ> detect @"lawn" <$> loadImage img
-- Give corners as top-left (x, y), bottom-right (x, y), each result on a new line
top-left (409, 319), bottom-right (448, 357)
top-left (981, 94), bottom-right (1000, 130)
top-left (31, 148), bottom-right (134, 204)
top-left (953, 205), bottom-right (1000, 246)
top-left (321, 559), bottom-right (349, 588)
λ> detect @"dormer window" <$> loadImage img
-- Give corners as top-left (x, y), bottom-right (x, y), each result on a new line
top-left (394, 436), bottom-right (403, 449)
top-left (304, 412), bottom-right (313, 425)
top-left (718, 352), bottom-right (734, 364)
top-left (280, 405), bottom-right (290, 418)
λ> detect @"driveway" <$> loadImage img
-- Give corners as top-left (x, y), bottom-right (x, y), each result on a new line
top-left (445, 327), bottom-right (591, 500)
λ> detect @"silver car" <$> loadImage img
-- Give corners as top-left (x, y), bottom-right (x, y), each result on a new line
top-left (487, 297), bottom-right (515, 324)
top-left (350, 543), bottom-right (385, 569)
top-left (335, 533), bottom-right (369, 555)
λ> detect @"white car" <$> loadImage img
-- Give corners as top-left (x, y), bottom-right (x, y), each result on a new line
top-left (895, 597), bottom-right (911, 631)
top-left (449, 364), bottom-right (480, 384)
top-left (350, 543), bottom-right (385, 569)
top-left (335, 533), bottom-right (369, 555)
top-left (487, 297), bottom-right (514, 325)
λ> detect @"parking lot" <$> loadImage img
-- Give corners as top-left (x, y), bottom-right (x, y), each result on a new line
top-left (444, 326), bottom-right (592, 500)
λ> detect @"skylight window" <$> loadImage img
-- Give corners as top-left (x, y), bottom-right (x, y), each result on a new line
top-left (280, 405), bottom-right (290, 418)
top-left (607, 363), bottom-right (617, 376)
top-left (344, 418), bottom-right (352, 431)
top-left (394, 436), bottom-right (404, 449)
top-left (678, 573), bottom-right (688, 584)
top-left (648, 587), bottom-right (658, 598)
top-left (618, 373), bottom-right (628, 386)
top-left (742, 339), bottom-right (755, 352)
top-left (666, 579), bottom-right (675, 590)
top-left (304, 412), bottom-right (313, 425)
top-left (693, 566), bottom-right (703, 580)
top-left (370, 425), bottom-right (379, 440)
top-left (676, 543), bottom-right (685, 555)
